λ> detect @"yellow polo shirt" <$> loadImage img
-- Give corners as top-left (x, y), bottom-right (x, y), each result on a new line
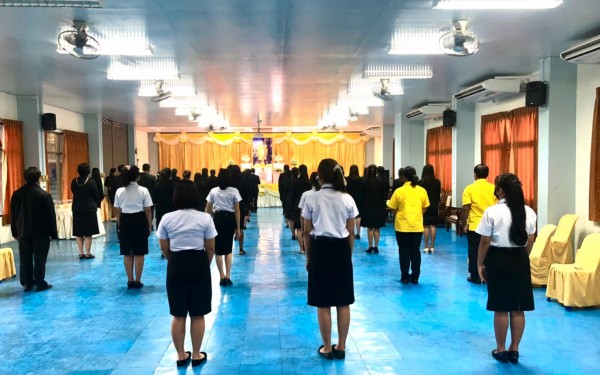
top-left (387, 182), bottom-right (430, 232)
top-left (462, 178), bottom-right (496, 230)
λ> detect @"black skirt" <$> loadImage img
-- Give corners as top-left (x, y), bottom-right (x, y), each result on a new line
top-left (119, 212), bottom-right (149, 256)
top-left (307, 236), bottom-right (355, 308)
top-left (214, 211), bottom-right (236, 255)
top-left (423, 206), bottom-right (439, 226)
top-left (72, 210), bottom-right (99, 237)
top-left (484, 246), bottom-right (534, 312)
top-left (167, 250), bottom-right (212, 317)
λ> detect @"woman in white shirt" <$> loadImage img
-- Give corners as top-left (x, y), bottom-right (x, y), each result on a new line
top-left (476, 173), bottom-right (537, 365)
top-left (114, 165), bottom-right (153, 289)
top-left (206, 169), bottom-right (242, 287)
top-left (157, 180), bottom-right (217, 368)
top-left (302, 159), bottom-right (358, 360)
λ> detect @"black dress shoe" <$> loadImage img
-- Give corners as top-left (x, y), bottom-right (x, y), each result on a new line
top-left (507, 351), bottom-right (519, 364)
top-left (225, 278), bottom-right (233, 286)
top-left (373, 247), bottom-right (379, 254)
top-left (127, 281), bottom-right (135, 289)
top-left (132, 281), bottom-right (144, 289)
top-left (219, 278), bottom-right (226, 286)
top-left (467, 276), bottom-right (482, 284)
top-left (355, 234), bottom-right (361, 240)
top-left (34, 283), bottom-right (53, 292)
top-left (318, 345), bottom-right (334, 360)
top-left (410, 277), bottom-right (419, 285)
top-left (400, 278), bottom-right (410, 284)
top-left (192, 352), bottom-right (207, 367)
top-left (23, 284), bottom-right (35, 292)
top-left (491, 349), bottom-right (508, 363)
top-left (176, 351), bottom-right (192, 367)
top-left (332, 345), bottom-right (345, 359)
top-left (366, 247), bottom-right (374, 253)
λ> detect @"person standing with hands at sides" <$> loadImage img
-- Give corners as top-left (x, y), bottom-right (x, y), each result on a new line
top-left (461, 164), bottom-right (496, 284)
top-left (345, 165), bottom-right (363, 239)
top-left (287, 164), bottom-right (312, 248)
top-left (114, 165), bottom-right (153, 289)
top-left (388, 166), bottom-right (429, 285)
top-left (476, 173), bottom-right (536, 364)
top-left (360, 165), bottom-right (387, 253)
top-left (157, 180), bottom-right (217, 368)
top-left (206, 169), bottom-right (242, 286)
top-left (278, 165), bottom-right (291, 219)
top-left (418, 164), bottom-right (441, 254)
top-left (302, 159), bottom-right (358, 360)
top-left (10, 167), bottom-right (58, 292)
top-left (71, 163), bottom-right (101, 260)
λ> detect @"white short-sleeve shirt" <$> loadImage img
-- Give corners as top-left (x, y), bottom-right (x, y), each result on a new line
top-left (298, 188), bottom-right (316, 212)
top-left (476, 199), bottom-right (537, 247)
top-left (156, 209), bottom-right (218, 251)
top-left (301, 184), bottom-right (358, 238)
top-left (206, 187), bottom-right (242, 212)
top-left (114, 182), bottom-right (153, 213)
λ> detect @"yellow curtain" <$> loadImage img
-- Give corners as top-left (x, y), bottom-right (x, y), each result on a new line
top-left (2, 119), bottom-right (25, 225)
top-left (62, 130), bottom-right (89, 201)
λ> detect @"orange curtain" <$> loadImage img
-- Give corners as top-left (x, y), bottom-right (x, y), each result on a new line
top-left (590, 87), bottom-right (600, 222)
top-left (62, 130), bottom-right (89, 201)
top-left (510, 107), bottom-right (538, 211)
top-left (426, 126), bottom-right (453, 192)
top-left (481, 112), bottom-right (511, 181)
top-left (2, 119), bottom-right (25, 225)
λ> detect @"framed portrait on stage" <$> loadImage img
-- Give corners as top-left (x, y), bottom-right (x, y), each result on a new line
top-left (253, 136), bottom-right (273, 165)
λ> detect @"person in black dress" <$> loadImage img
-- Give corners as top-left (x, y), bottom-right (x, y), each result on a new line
top-left (153, 168), bottom-right (176, 229)
top-left (91, 168), bottom-right (104, 205)
top-left (360, 165), bottom-right (387, 253)
top-left (104, 168), bottom-right (117, 206)
top-left (286, 164), bottom-right (312, 253)
top-left (391, 167), bottom-right (405, 193)
top-left (228, 165), bottom-right (250, 255)
top-left (171, 168), bottom-right (181, 182)
top-left (302, 158), bottom-right (358, 360)
top-left (418, 164), bottom-right (441, 254)
top-left (345, 165), bottom-right (363, 239)
top-left (71, 163), bottom-right (101, 260)
top-left (278, 165), bottom-right (291, 217)
top-left (285, 167), bottom-right (299, 238)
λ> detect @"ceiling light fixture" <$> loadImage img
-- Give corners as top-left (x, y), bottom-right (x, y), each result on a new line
top-left (432, 0), bottom-right (563, 9)
top-left (0, 0), bottom-right (102, 7)
top-left (388, 25), bottom-right (445, 55)
top-left (107, 57), bottom-right (179, 80)
top-left (363, 61), bottom-right (433, 79)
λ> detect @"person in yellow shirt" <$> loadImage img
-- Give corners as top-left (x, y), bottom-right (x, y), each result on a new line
top-left (461, 164), bottom-right (496, 284)
top-left (388, 166), bottom-right (430, 285)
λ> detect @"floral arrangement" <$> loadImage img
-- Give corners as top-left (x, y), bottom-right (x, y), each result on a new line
top-left (274, 155), bottom-right (284, 163)
top-left (241, 154), bottom-right (251, 162)
top-left (290, 159), bottom-right (298, 167)
top-left (227, 160), bottom-right (235, 166)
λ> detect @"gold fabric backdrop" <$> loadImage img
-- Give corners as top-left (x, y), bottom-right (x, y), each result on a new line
top-left (155, 132), bottom-right (368, 174)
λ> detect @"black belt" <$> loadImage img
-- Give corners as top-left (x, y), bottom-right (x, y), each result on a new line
top-left (312, 235), bottom-right (346, 242)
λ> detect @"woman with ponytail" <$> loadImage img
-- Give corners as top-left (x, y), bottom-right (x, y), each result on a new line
top-left (476, 173), bottom-right (536, 364)
top-left (302, 159), bottom-right (358, 360)
top-left (388, 166), bottom-right (430, 284)
top-left (360, 165), bottom-right (387, 253)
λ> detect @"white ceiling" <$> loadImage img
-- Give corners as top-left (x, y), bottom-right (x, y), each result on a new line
top-left (0, 0), bottom-right (598, 132)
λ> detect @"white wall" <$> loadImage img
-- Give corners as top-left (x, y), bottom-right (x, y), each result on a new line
top-left (574, 64), bottom-right (600, 245)
top-left (42, 104), bottom-right (84, 132)
top-left (135, 129), bottom-right (149, 168)
top-left (0, 91), bottom-right (17, 119)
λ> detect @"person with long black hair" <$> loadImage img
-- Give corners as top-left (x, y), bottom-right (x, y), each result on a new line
top-left (302, 158), bottom-right (358, 360)
top-left (285, 167), bottom-right (299, 238)
top-left (206, 169), bottom-right (242, 286)
top-left (476, 173), bottom-right (536, 364)
top-left (114, 165), bottom-right (153, 289)
top-left (345, 165), bottom-right (363, 239)
top-left (71, 163), bottom-right (101, 260)
top-left (388, 166), bottom-right (430, 284)
top-left (287, 164), bottom-right (312, 253)
top-left (90, 167), bottom-right (104, 206)
top-left (418, 164), bottom-right (441, 254)
top-left (153, 168), bottom-right (176, 229)
top-left (360, 165), bottom-right (387, 253)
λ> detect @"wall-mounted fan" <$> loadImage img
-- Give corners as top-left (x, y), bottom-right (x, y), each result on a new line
top-left (373, 79), bottom-right (393, 101)
top-left (187, 109), bottom-right (201, 122)
top-left (439, 20), bottom-right (480, 56)
top-left (57, 20), bottom-right (100, 59)
top-left (348, 108), bottom-right (359, 121)
top-left (151, 80), bottom-right (172, 102)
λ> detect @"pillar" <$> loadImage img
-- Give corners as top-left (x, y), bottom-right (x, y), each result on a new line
top-left (17, 96), bottom-right (44, 170)
top-left (84, 114), bottom-right (103, 171)
top-left (453, 101), bottom-right (476, 206)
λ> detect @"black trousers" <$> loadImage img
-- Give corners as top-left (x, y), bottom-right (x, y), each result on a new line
top-left (395, 231), bottom-right (423, 280)
top-left (467, 231), bottom-right (481, 277)
top-left (18, 237), bottom-right (50, 287)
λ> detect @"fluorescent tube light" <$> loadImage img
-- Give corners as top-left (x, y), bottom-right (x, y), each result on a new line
top-left (433, 0), bottom-right (563, 9)
top-left (388, 26), bottom-right (445, 55)
top-left (363, 62), bottom-right (433, 79)
top-left (0, 0), bottom-right (102, 7)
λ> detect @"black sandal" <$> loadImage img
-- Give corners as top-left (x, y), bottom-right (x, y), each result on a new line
top-left (318, 345), bottom-right (334, 360)
top-left (176, 351), bottom-right (192, 367)
top-left (192, 352), bottom-right (207, 367)
top-left (332, 344), bottom-right (345, 359)
top-left (507, 351), bottom-right (519, 364)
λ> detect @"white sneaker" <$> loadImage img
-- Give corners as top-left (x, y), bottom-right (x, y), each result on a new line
top-left (423, 248), bottom-right (430, 253)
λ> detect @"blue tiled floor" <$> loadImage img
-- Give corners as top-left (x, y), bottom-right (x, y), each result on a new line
top-left (1, 208), bottom-right (599, 374)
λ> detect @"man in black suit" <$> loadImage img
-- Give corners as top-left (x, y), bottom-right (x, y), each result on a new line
top-left (138, 163), bottom-right (157, 227)
top-left (249, 168), bottom-right (261, 212)
top-left (10, 166), bottom-right (58, 292)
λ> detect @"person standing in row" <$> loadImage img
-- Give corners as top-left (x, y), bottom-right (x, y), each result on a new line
top-left (157, 180), bottom-right (217, 368)
top-left (361, 165), bottom-right (387, 253)
top-left (462, 164), bottom-right (496, 284)
top-left (10, 167), bottom-right (58, 292)
top-left (228, 165), bottom-right (249, 254)
top-left (476, 173), bottom-right (536, 364)
top-left (138, 163), bottom-right (157, 226)
top-left (303, 158), bottom-right (358, 360)
top-left (91, 168), bottom-right (104, 205)
top-left (345, 165), bottom-right (363, 239)
top-left (71, 163), bottom-right (101, 260)
top-left (418, 164), bottom-right (441, 254)
top-left (206, 169), bottom-right (242, 286)
top-left (153, 168), bottom-right (176, 229)
top-left (114, 165), bottom-right (153, 289)
top-left (278, 165), bottom-right (291, 219)
top-left (287, 164), bottom-right (312, 250)
top-left (388, 166), bottom-right (430, 285)
top-left (249, 168), bottom-right (261, 212)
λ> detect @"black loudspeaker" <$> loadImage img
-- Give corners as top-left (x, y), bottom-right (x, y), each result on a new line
top-left (41, 113), bottom-right (57, 131)
top-left (443, 109), bottom-right (456, 127)
top-left (526, 81), bottom-right (547, 107)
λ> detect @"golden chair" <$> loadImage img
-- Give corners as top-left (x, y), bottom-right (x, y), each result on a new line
top-left (549, 214), bottom-right (579, 265)
top-left (546, 233), bottom-right (600, 309)
top-left (529, 224), bottom-right (557, 286)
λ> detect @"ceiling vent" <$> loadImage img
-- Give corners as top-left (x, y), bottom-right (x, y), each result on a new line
top-left (560, 34), bottom-right (600, 64)
top-left (405, 103), bottom-right (451, 120)
top-left (454, 77), bottom-right (522, 103)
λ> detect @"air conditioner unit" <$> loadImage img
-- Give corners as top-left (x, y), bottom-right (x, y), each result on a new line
top-left (405, 103), bottom-right (451, 120)
top-left (454, 77), bottom-right (522, 103)
top-left (560, 34), bottom-right (600, 64)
